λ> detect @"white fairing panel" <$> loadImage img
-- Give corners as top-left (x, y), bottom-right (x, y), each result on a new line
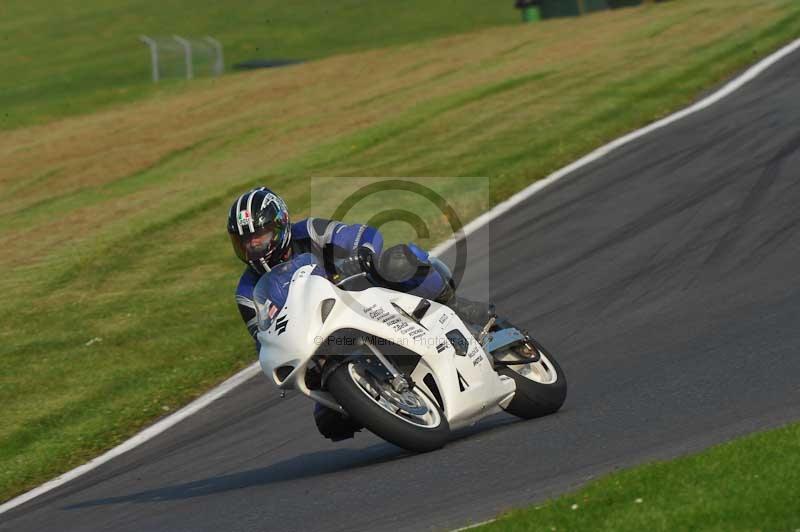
top-left (257, 265), bottom-right (516, 428)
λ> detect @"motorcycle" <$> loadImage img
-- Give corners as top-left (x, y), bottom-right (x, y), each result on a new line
top-left (253, 258), bottom-right (567, 452)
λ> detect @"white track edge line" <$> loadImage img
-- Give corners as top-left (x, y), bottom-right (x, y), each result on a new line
top-left (0, 363), bottom-right (262, 514)
top-left (3, 36), bottom-right (799, 517)
top-left (453, 518), bottom-right (498, 531)
top-left (432, 37), bottom-right (800, 257)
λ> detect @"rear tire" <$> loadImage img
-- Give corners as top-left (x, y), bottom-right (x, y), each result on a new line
top-left (499, 337), bottom-right (567, 419)
top-left (327, 361), bottom-right (450, 452)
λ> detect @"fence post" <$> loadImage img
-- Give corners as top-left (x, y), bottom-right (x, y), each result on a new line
top-left (204, 36), bottom-right (225, 76)
top-left (139, 35), bottom-right (160, 83)
top-left (173, 35), bottom-right (194, 80)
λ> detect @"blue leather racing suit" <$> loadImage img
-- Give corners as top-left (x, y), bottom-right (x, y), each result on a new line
top-left (234, 217), bottom-right (448, 347)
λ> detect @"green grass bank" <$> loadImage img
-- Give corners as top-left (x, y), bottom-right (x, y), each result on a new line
top-left (0, 0), bottom-right (516, 130)
top-left (1, 0), bottom-right (800, 505)
top-left (473, 421), bottom-right (800, 531)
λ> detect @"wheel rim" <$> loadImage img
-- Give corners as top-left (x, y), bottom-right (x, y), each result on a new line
top-left (347, 362), bottom-right (442, 428)
top-left (496, 344), bottom-right (558, 385)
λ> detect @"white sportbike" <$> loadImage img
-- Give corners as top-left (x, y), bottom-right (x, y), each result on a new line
top-left (254, 263), bottom-right (567, 452)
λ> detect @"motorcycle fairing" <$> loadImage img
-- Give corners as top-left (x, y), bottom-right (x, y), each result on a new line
top-left (257, 265), bottom-right (516, 429)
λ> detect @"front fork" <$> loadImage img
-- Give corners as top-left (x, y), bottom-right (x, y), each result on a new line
top-left (478, 316), bottom-right (542, 367)
top-left (319, 342), bottom-right (412, 394)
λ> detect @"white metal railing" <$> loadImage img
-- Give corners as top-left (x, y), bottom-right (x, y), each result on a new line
top-left (139, 35), bottom-right (224, 82)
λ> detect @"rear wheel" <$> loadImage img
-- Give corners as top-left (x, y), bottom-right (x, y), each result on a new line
top-left (497, 337), bottom-right (567, 419)
top-left (327, 361), bottom-right (450, 452)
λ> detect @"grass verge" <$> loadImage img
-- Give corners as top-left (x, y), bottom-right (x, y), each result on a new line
top-left (472, 421), bottom-right (800, 531)
top-left (2, 0), bottom-right (800, 505)
top-left (0, 0), bottom-right (516, 130)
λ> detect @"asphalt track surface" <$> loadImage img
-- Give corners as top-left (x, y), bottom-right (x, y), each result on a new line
top-left (5, 49), bottom-right (800, 532)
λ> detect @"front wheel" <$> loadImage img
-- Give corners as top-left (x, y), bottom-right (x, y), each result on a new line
top-left (327, 361), bottom-right (450, 452)
top-left (497, 337), bottom-right (567, 419)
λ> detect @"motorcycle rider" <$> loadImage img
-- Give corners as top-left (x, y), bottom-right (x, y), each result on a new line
top-left (228, 187), bottom-right (493, 441)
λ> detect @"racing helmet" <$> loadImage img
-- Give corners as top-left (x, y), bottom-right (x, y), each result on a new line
top-left (227, 187), bottom-right (291, 274)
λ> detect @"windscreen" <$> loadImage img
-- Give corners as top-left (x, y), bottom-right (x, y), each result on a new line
top-left (252, 273), bottom-right (279, 331)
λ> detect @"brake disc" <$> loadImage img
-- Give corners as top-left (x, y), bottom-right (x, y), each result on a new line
top-left (380, 388), bottom-right (429, 416)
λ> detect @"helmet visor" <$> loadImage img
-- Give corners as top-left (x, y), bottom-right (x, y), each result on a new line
top-left (229, 224), bottom-right (280, 264)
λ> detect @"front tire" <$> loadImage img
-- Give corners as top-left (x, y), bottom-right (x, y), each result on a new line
top-left (498, 337), bottom-right (567, 419)
top-left (327, 361), bottom-right (450, 452)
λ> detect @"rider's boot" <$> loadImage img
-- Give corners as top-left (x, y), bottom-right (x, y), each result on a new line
top-left (313, 403), bottom-right (363, 441)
